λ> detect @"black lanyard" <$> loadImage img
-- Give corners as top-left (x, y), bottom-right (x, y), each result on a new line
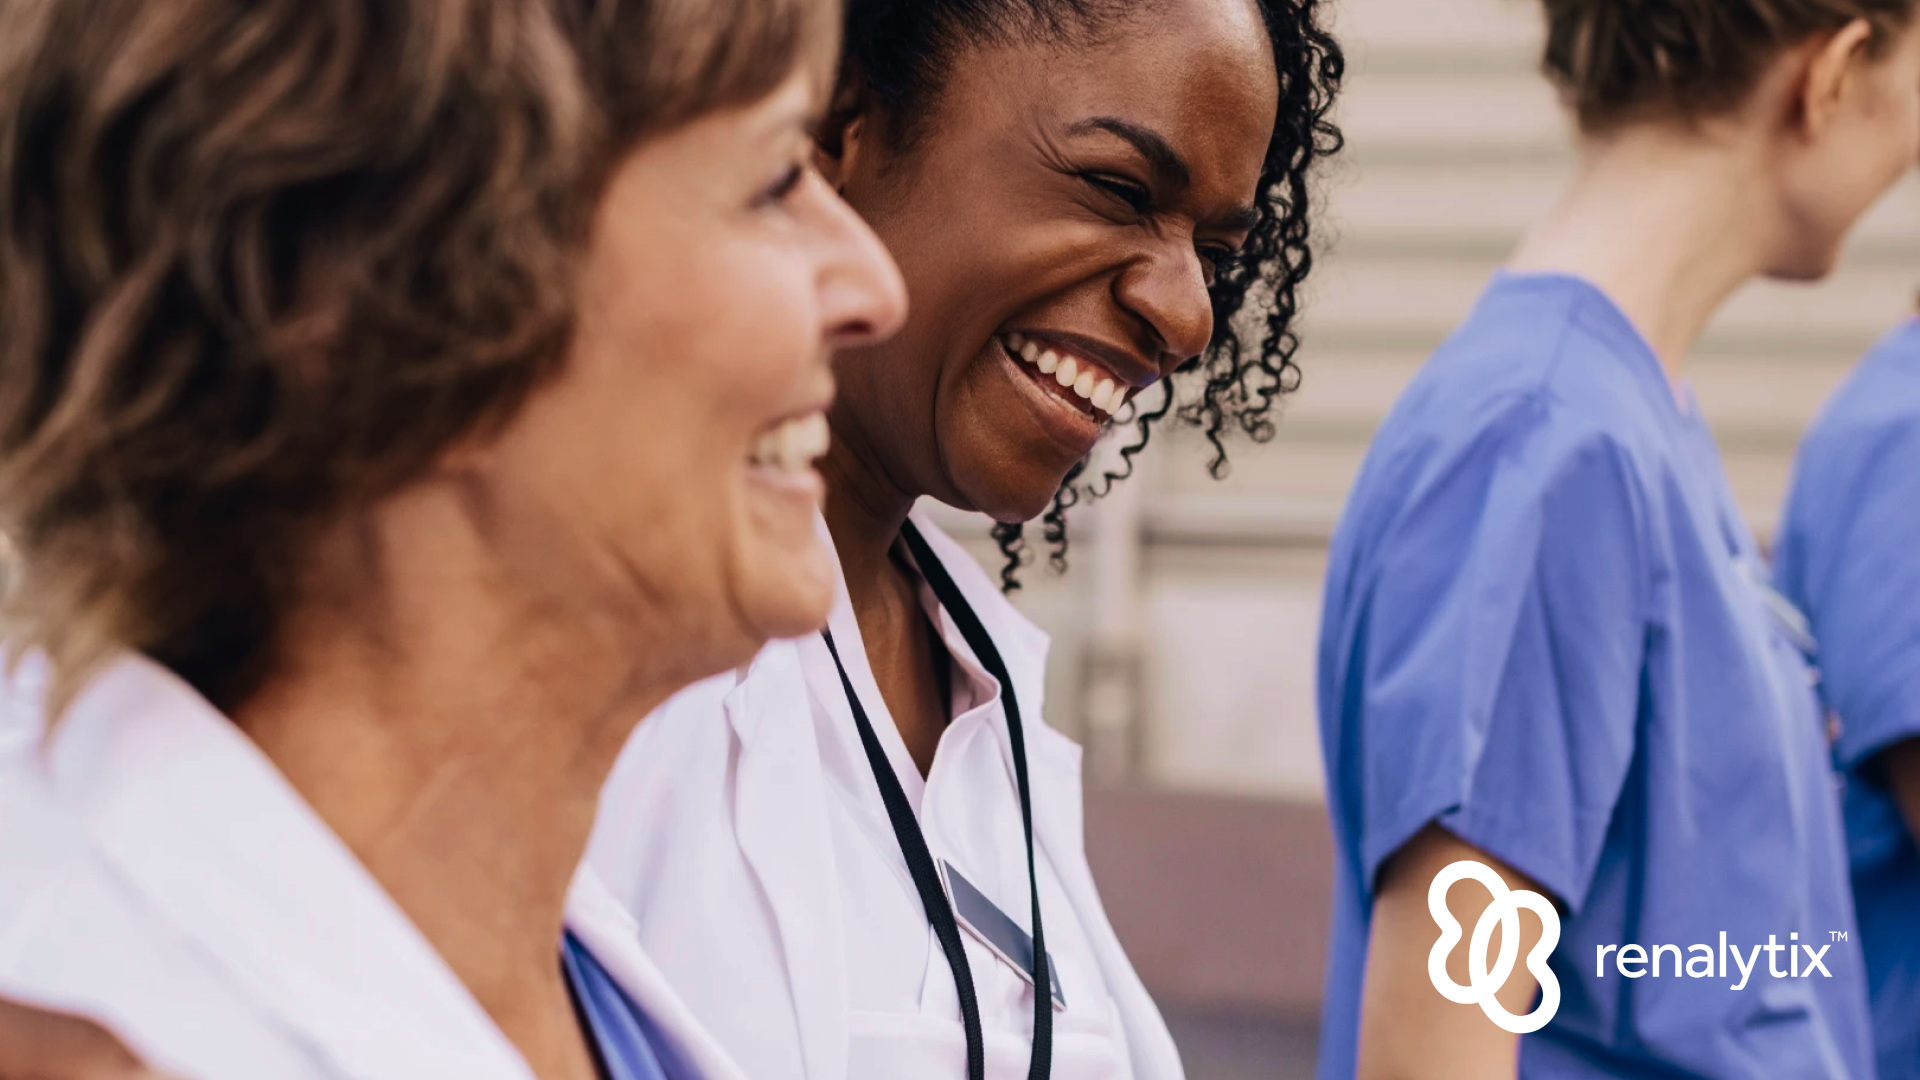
top-left (819, 519), bottom-right (1052, 1080)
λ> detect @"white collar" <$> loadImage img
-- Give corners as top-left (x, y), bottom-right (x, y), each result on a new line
top-left (23, 652), bottom-right (743, 1080)
top-left (802, 507), bottom-right (1055, 805)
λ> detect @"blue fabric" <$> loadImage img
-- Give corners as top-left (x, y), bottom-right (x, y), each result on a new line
top-left (1776, 317), bottom-right (1920, 1080)
top-left (562, 932), bottom-right (694, 1080)
top-left (1315, 272), bottom-right (1872, 1080)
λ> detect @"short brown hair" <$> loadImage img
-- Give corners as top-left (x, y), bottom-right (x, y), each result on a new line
top-left (0, 0), bottom-right (824, 712)
top-left (1541, 0), bottom-right (1920, 130)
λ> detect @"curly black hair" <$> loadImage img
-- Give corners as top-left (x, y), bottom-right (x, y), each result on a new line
top-left (839, 0), bottom-right (1345, 590)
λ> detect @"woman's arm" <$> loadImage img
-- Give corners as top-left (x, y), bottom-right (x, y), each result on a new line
top-left (0, 998), bottom-right (175, 1080)
top-left (1885, 737), bottom-right (1920, 851)
top-left (1357, 824), bottom-right (1550, 1080)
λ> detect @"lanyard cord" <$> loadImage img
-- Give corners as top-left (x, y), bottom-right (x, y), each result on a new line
top-left (820, 519), bottom-right (1053, 1080)
top-left (822, 627), bottom-right (986, 1080)
top-left (899, 521), bottom-right (1052, 1080)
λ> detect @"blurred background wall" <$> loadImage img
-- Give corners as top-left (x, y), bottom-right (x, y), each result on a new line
top-left (927, 0), bottom-right (1920, 1075)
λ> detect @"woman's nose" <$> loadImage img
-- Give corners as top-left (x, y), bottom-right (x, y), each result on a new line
top-left (1113, 244), bottom-right (1215, 368)
top-left (813, 172), bottom-right (908, 350)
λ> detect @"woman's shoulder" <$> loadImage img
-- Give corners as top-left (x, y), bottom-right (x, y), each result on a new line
top-left (0, 778), bottom-right (322, 1079)
top-left (1356, 362), bottom-right (1656, 534)
top-left (1806, 319), bottom-right (1920, 451)
top-left (1391, 273), bottom-right (1680, 456)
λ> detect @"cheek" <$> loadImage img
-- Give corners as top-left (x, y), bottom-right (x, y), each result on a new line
top-left (1872, 72), bottom-right (1920, 179)
top-left (642, 248), bottom-right (817, 444)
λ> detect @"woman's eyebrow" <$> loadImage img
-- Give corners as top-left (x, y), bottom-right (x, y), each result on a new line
top-left (1069, 116), bottom-right (1261, 230)
top-left (1068, 116), bottom-right (1190, 189)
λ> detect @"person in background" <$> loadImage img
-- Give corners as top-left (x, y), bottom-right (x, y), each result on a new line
top-left (1315, 1), bottom-right (1920, 1078)
top-left (584, 0), bottom-right (1341, 1078)
top-left (0, 0), bottom-right (904, 1078)
top-left (1775, 311), bottom-right (1920, 1080)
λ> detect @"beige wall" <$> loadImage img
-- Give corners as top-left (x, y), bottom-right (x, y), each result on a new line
top-left (934, 0), bottom-right (1920, 802)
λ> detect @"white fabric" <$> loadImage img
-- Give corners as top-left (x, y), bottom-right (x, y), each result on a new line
top-left (0, 653), bottom-right (746, 1080)
top-left (588, 510), bottom-right (1181, 1080)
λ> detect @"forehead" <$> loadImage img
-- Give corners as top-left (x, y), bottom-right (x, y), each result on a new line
top-left (935, 0), bottom-right (1279, 186)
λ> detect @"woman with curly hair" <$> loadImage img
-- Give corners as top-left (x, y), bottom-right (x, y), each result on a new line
top-left (0, 0), bottom-right (905, 1075)
top-left (1316, 2), bottom-right (1920, 1079)
top-left (584, 1), bottom-right (1340, 1079)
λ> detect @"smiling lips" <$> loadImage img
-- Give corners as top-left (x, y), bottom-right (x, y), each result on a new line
top-left (1001, 332), bottom-right (1129, 417)
top-left (747, 411), bottom-right (830, 477)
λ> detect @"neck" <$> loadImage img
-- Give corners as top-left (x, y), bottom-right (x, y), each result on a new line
top-left (1507, 122), bottom-right (1779, 380)
top-left (233, 481), bottom-right (676, 1066)
top-left (818, 417), bottom-right (919, 615)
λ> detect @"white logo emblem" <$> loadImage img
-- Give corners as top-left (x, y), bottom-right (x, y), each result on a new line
top-left (1427, 860), bottom-right (1562, 1034)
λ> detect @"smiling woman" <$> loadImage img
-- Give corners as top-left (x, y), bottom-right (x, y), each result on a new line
top-left (580, 3), bottom-right (1343, 1080)
top-left (0, 0), bottom-right (904, 1077)
top-left (835, 0), bottom-right (1344, 586)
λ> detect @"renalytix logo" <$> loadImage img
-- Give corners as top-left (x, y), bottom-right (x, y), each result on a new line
top-left (1595, 933), bottom-right (1835, 988)
top-left (1428, 860), bottom-right (1847, 1036)
top-left (1427, 860), bottom-right (1562, 1034)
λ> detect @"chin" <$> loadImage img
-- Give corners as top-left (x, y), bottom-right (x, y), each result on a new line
top-left (735, 547), bottom-right (838, 644)
top-left (956, 462), bottom-right (1080, 527)
top-left (1765, 235), bottom-right (1846, 283)
top-left (1765, 258), bottom-right (1839, 284)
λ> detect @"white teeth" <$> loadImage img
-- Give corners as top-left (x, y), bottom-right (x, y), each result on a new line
top-left (1001, 334), bottom-right (1127, 419)
top-left (801, 413), bottom-right (830, 458)
top-left (749, 412), bottom-right (829, 474)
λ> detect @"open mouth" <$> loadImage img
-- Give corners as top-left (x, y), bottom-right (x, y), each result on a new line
top-left (746, 411), bottom-right (830, 485)
top-left (999, 332), bottom-right (1130, 419)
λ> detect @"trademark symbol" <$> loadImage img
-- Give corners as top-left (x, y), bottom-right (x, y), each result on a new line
top-left (1830, 931), bottom-right (1848, 942)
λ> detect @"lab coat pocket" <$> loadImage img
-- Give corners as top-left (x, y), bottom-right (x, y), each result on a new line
top-left (847, 1010), bottom-right (1030, 1078)
top-left (846, 1007), bottom-right (1133, 1080)
top-left (892, 927), bottom-right (1133, 1080)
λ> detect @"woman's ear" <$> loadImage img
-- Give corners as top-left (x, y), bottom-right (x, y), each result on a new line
top-left (1799, 17), bottom-right (1878, 137)
top-left (815, 67), bottom-right (874, 191)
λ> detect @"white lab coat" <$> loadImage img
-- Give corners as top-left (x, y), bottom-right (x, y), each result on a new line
top-left (0, 653), bottom-right (747, 1080)
top-left (587, 510), bottom-right (1182, 1080)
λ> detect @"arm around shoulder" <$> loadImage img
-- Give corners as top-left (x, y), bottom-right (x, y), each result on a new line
top-left (0, 997), bottom-right (181, 1080)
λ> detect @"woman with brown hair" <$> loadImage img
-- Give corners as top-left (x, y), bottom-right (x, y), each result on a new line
top-left (0, 0), bottom-right (904, 1077)
top-left (1316, 2), bottom-right (1920, 1078)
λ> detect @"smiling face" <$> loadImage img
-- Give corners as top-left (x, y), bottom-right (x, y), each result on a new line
top-left (466, 67), bottom-right (906, 679)
top-left (820, 0), bottom-right (1279, 522)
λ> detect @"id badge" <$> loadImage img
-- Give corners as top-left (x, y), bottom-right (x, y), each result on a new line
top-left (938, 859), bottom-right (1067, 1011)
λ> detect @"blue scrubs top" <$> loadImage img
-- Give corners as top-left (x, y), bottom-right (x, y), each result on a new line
top-left (563, 932), bottom-right (696, 1080)
top-left (1775, 318), bottom-right (1920, 1080)
top-left (1315, 272), bottom-right (1872, 1080)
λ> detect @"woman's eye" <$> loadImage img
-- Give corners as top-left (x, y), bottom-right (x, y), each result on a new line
top-left (755, 163), bottom-right (805, 208)
top-left (1199, 245), bottom-right (1243, 286)
top-left (1084, 173), bottom-right (1153, 215)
